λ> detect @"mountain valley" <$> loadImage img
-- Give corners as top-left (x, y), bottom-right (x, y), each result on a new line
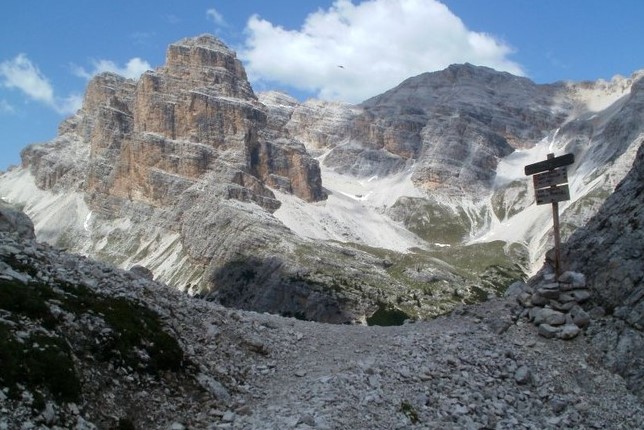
top-left (0, 33), bottom-right (643, 429)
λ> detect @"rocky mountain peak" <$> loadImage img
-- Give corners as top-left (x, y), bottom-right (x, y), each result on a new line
top-left (163, 34), bottom-right (255, 100)
top-left (311, 63), bottom-right (571, 193)
top-left (18, 34), bottom-right (325, 213)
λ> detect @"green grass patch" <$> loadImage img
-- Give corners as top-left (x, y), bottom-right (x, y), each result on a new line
top-left (400, 399), bottom-right (420, 424)
top-left (389, 197), bottom-right (471, 244)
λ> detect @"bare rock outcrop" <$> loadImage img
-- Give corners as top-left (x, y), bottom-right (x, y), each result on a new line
top-left (80, 35), bottom-right (324, 209)
top-left (0, 200), bottom-right (35, 240)
top-left (560, 141), bottom-right (644, 396)
top-left (332, 64), bottom-right (571, 193)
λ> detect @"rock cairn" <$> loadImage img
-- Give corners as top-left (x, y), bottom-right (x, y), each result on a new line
top-left (512, 270), bottom-right (594, 340)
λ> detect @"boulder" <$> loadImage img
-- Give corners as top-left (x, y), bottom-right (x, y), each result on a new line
top-left (570, 306), bottom-right (591, 329)
top-left (0, 201), bottom-right (35, 240)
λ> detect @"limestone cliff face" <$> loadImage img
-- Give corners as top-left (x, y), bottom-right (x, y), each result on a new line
top-left (25, 34), bottom-right (324, 212)
top-left (21, 46), bottom-right (344, 215)
top-left (353, 64), bottom-right (571, 193)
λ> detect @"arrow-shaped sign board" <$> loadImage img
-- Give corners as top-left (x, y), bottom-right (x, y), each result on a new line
top-left (524, 153), bottom-right (575, 176)
top-left (536, 184), bottom-right (570, 205)
top-left (533, 167), bottom-right (568, 190)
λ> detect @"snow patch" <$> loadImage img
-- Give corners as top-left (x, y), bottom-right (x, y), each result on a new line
top-left (83, 211), bottom-right (92, 232)
top-left (494, 132), bottom-right (565, 188)
top-left (274, 166), bottom-right (425, 252)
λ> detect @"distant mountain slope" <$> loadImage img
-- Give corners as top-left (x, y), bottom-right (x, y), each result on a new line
top-left (265, 63), bottom-right (644, 271)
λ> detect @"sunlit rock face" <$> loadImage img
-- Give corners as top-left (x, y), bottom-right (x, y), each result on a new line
top-left (347, 64), bottom-right (571, 193)
top-left (77, 35), bottom-right (324, 209)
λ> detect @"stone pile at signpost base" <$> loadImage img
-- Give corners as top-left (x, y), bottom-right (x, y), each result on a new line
top-left (509, 270), bottom-right (595, 340)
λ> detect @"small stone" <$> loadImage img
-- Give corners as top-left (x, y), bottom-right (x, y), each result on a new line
top-left (298, 414), bottom-right (316, 427)
top-left (538, 324), bottom-right (561, 338)
top-left (531, 293), bottom-right (548, 306)
top-left (294, 369), bottom-right (307, 377)
top-left (129, 265), bottom-right (154, 280)
top-left (544, 310), bottom-right (566, 325)
top-left (514, 365), bottom-right (532, 385)
top-left (368, 374), bottom-right (380, 387)
top-left (235, 405), bottom-right (252, 416)
top-left (170, 423), bottom-right (185, 430)
top-left (589, 306), bottom-right (606, 319)
top-left (571, 289), bottom-right (591, 303)
top-left (550, 300), bottom-right (575, 312)
top-left (543, 282), bottom-right (560, 289)
top-left (197, 374), bottom-right (231, 403)
top-left (537, 283), bottom-right (561, 299)
top-left (560, 289), bottom-right (591, 303)
top-left (534, 308), bottom-right (566, 326)
top-left (517, 292), bottom-right (533, 307)
top-left (547, 416), bottom-right (562, 426)
top-left (570, 306), bottom-right (591, 328)
top-left (505, 281), bottom-right (528, 298)
top-left (41, 402), bottom-right (56, 425)
top-left (558, 271), bottom-right (586, 288)
top-left (222, 411), bottom-right (235, 423)
top-left (550, 397), bottom-right (568, 413)
top-left (487, 318), bottom-right (512, 335)
top-left (557, 324), bottom-right (581, 340)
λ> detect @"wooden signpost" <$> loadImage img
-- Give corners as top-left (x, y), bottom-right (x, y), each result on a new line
top-left (524, 153), bottom-right (575, 277)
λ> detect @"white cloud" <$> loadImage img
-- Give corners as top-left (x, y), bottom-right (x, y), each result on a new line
top-left (207, 8), bottom-right (227, 26)
top-left (0, 54), bottom-right (79, 115)
top-left (0, 54), bottom-right (55, 105)
top-left (73, 57), bottom-right (151, 80)
top-left (241, 0), bottom-right (524, 102)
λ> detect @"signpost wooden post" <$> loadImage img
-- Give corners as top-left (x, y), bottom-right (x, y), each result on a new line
top-left (524, 153), bottom-right (575, 277)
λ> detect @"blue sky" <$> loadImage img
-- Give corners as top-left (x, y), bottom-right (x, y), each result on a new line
top-left (1, 0), bottom-right (643, 171)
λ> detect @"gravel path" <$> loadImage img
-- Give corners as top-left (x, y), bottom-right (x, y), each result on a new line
top-left (222, 301), bottom-right (643, 429)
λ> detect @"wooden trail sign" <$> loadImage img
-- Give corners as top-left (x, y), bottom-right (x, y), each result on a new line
top-left (524, 153), bottom-right (574, 175)
top-left (535, 184), bottom-right (570, 205)
top-left (533, 168), bottom-right (568, 190)
top-left (525, 153), bottom-right (575, 277)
